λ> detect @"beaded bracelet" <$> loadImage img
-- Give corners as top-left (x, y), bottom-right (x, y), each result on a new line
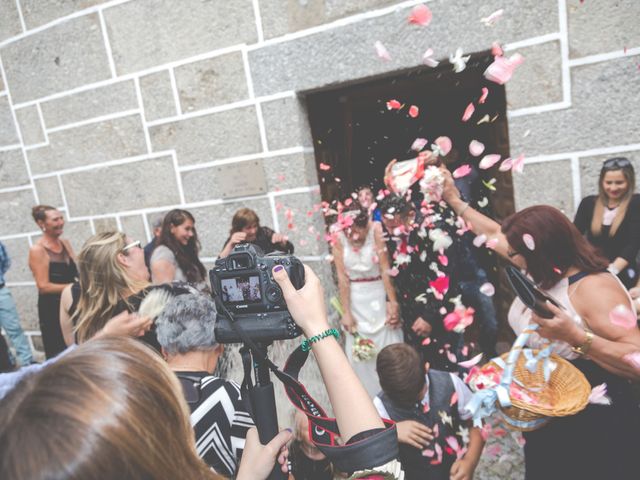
top-left (301, 328), bottom-right (340, 352)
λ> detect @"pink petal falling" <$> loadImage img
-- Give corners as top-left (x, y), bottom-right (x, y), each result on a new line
top-left (491, 41), bottom-right (504, 57)
top-left (484, 53), bottom-right (525, 85)
top-left (434, 136), bottom-right (452, 156)
top-left (409, 105), bottom-right (420, 118)
top-left (319, 162), bottom-right (331, 171)
top-left (469, 140), bottom-right (485, 156)
top-left (458, 352), bottom-right (484, 368)
top-left (473, 234), bottom-right (487, 248)
top-left (479, 87), bottom-right (489, 104)
top-left (374, 40), bottom-right (391, 61)
top-left (479, 282), bottom-right (495, 296)
top-left (422, 48), bottom-right (440, 67)
top-left (408, 4), bottom-right (433, 26)
top-left (481, 8), bottom-right (504, 27)
top-left (588, 383), bottom-right (612, 405)
top-left (411, 137), bottom-right (429, 151)
top-left (522, 233), bottom-right (536, 251)
top-left (386, 99), bottom-right (402, 110)
top-left (512, 153), bottom-right (525, 173)
top-left (453, 164), bottom-right (472, 179)
top-left (479, 154), bottom-right (501, 169)
top-left (462, 102), bottom-right (475, 122)
top-left (499, 157), bottom-right (514, 172)
top-left (609, 305), bottom-right (638, 329)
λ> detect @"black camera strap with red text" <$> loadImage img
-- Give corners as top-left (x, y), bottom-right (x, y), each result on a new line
top-left (216, 299), bottom-right (399, 473)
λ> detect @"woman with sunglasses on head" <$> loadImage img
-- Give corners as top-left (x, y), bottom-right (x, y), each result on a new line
top-left (574, 157), bottom-right (640, 289)
top-left (59, 231), bottom-right (158, 350)
top-left (28, 205), bottom-right (78, 359)
top-left (151, 209), bottom-right (207, 290)
top-left (439, 166), bottom-right (640, 480)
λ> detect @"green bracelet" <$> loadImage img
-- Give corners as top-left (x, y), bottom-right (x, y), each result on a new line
top-left (301, 328), bottom-right (340, 352)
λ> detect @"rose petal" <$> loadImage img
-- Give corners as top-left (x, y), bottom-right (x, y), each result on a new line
top-left (481, 8), bottom-right (504, 27)
top-left (512, 153), bottom-right (525, 173)
top-left (499, 157), bottom-right (513, 172)
top-left (374, 40), bottom-right (391, 61)
top-left (409, 105), bottom-right (419, 118)
top-left (411, 137), bottom-right (429, 151)
top-left (458, 352), bottom-right (484, 368)
top-left (588, 383), bottom-right (612, 405)
top-left (491, 41), bottom-right (504, 57)
top-left (453, 164), bottom-right (472, 178)
top-left (462, 102), bottom-right (475, 122)
top-left (479, 87), bottom-right (489, 104)
top-left (386, 99), bottom-right (402, 110)
top-left (469, 140), bottom-right (485, 156)
top-left (484, 53), bottom-right (525, 85)
top-left (609, 305), bottom-right (638, 329)
top-left (473, 234), bottom-right (487, 247)
top-left (423, 48), bottom-right (440, 67)
top-left (319, 162), bottom-right (331, 171)
top-left (479, 282), bottom-right (495, 296)
top-left (522, 233), bottom-right (536, 251)
top-left (434, 136), bottom-right (452, 156)
top-left (479, 154), bottom-right (501, 169)
top-left (408, 4), bottom-right (433, 26)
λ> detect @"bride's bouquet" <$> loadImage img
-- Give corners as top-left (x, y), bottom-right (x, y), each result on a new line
top-left (352, 332), bottom-right (377, 362)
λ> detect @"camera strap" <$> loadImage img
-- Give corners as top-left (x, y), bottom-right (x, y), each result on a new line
top-left (216, 301), bottom-right (398, 473)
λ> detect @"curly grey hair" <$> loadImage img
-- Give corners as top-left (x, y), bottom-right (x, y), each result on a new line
top-left (155, 293), bottom-right (218, 355)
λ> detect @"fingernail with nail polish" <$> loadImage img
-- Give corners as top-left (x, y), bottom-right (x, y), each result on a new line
top-left (274, 265), bottom-right (284, 272)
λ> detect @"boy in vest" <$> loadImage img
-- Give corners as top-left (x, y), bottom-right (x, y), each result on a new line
top-left (374, 344), bottom-right (484, 480)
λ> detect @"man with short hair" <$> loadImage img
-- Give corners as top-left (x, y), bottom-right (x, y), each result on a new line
top-left (378, 194), bottom-right (463, 371)
top-left (0, 241), bottom-right (34, 367)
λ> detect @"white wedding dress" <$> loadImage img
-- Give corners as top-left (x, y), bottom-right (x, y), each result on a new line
top-left (340, 226), bottom-right (403, 397)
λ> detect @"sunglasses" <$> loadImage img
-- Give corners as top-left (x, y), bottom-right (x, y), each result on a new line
top-left (122, 240), bottom-right (142, 252)
top-left (602, 157), bottom-right (631, 170)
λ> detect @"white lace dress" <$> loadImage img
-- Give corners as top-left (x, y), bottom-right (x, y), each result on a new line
top-left (340, 226), bottom-right (403, 397)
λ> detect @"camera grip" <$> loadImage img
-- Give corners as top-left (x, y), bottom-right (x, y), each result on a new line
top-left (249, 383), bottom-right (286, 480)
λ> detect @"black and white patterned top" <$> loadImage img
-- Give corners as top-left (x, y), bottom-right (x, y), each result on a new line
top-left (177, 372), bottom-right (254, 476)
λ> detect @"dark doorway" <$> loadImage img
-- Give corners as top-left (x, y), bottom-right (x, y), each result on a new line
top-left (304, 52), bottom-right (517, 343)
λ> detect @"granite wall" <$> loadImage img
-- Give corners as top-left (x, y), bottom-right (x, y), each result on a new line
top-left (0, 1), bottom-right (638, 468)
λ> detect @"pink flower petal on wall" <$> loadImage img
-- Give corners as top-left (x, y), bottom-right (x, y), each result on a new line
top-left (422, 48), bottom-right (440, 67)
top-left (469, 140), bottom-right (485, 156)
top-left (453, 164), bottom-right (472, 178)
top-left (412, 137), bottom-right (429, 151)
top-left (512, 153), bottom-right (525, 173)
top-left (462, 102), bottom-right (475, 122)
top-left (479, 154), bottom-right (501, 169)
top-left (609, 305), bottom-right (637, 329)
top-left (408, 4), bottom-right (433, 26)
top-left (522, 233), bottom-right (536, 250)
top-left (409, 105), bottom-right (419, 118)
top-left (479, 87), bottom-right (489, 104)
top-left (484, 53), bottom-right (525, 85)
top-left (374, 40), bottom-right (391, 61)
top-left (434, 136), bottom-right (452, 156)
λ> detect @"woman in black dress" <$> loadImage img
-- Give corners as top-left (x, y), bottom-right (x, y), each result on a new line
top-left (28, 205), bottom-right (77, 359)
top-left (574, 157), bottom-right (640, 288)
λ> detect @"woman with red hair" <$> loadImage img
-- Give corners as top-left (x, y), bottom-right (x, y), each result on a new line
top-left (440, 167), bottom-right (640, 480)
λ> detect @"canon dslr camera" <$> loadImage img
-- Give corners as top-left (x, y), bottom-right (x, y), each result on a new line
top-left (210, 243), bottom-right (304, 344)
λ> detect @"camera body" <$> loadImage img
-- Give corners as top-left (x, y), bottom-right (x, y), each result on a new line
top-left (210, 243), bottom-right (304, 344)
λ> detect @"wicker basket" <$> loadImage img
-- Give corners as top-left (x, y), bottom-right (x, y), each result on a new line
top-left (485, 350), bottom-right (591, 431)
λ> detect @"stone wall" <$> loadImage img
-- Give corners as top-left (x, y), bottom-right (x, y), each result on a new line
top-left (0, 0), bottom-right (638, 462)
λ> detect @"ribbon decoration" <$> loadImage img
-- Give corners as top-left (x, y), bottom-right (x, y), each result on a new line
top-left (465, 324), bottom-right (547, 428)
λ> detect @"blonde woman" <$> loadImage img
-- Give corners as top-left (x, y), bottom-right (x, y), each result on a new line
top-left (59, 231), bottom-right (154, 348)
top-left (0, 337), bottom-right (291, 480)
top-left (28, 205), bottom-right (77, 359)
top-left (574, 157), bottom-right (640, 288)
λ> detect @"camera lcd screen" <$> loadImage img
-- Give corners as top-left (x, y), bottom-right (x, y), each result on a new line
top-left (220, 275), bottom-right (262, 304)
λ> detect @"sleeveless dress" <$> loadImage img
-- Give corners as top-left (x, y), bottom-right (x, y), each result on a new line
top-left (38, 243), bottom-right (77, 359)
top-left (340, 226), bottom-right (403, 397)
top-left (508, 271), bottom-right (639, 480)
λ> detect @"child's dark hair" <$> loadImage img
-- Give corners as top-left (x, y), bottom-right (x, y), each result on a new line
top-left (376, 343), bottom-right (426, 406)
